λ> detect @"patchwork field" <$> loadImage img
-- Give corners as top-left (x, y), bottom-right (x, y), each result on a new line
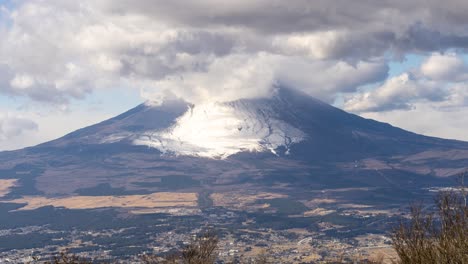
top-left (210, 191), bottom-right (288, 210)
top-left (2, 192), bottom-right (198, 210)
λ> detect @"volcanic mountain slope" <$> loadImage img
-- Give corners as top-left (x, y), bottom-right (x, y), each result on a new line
top-left (1, 87), bottom-right (468, 198)
top-left (36, 87), bottom-right (468, 158)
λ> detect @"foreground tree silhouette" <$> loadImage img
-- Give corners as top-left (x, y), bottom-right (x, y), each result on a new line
top-left (142, 231), bottom-right (218, 264)
top-left (392, 191), bottom-right (468, 264)
top-left (28, 252), bottom-right (92, 264)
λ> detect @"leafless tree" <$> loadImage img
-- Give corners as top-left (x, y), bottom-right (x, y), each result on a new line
top-left (392, 191), bottom-right (468, 264)
top-left (27, 251), bottom-right (93, 264)
top-left (143, 231), bottom-right (218, 264)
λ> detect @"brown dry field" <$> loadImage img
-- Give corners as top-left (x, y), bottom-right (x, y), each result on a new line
top-left (302, 198), bottom-right (338, 208)
top-left (0, 179), bottom-right (17, 197)
top-left (210, 191), bottom-right (287, 210)
top-left (365, 247), bottom-right (398, 264)
top-left (355, 234), bottom-right (398, 263)
top-left (3, 192), bottom-right (198, 210)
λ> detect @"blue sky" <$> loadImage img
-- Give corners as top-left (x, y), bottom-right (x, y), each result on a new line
top-left (2, 0), bottom-right (468, 150)
top-left (388, 55), bottom-right (425, 77)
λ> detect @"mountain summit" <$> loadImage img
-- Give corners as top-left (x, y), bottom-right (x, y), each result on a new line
top-left (131, 95), bottom-right (306, 158)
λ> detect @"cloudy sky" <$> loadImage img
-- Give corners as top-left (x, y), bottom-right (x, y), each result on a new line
top-left (1, 0), bottom-right (468, 150)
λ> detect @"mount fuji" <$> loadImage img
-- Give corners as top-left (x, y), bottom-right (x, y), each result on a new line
top-left (1, 87), bottom-right (468, 198)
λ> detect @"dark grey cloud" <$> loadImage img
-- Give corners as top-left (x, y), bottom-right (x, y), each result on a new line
top-left (102, 0), bottom-right (468, 58)
top-left (102, 1), bottom-right (468, 32)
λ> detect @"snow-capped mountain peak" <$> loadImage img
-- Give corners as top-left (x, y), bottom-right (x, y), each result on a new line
top-left (133, 100), bottom-right (305, 158)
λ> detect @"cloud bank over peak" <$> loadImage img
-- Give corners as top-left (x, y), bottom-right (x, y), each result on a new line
top-left (140, 54), bottom-right (389, 104)
top-left (1, 0), bottom-right (468, 106)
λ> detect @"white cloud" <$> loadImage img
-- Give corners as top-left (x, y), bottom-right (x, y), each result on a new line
top-left (344, 73), bottom-right (446, 112)
top-left (142, 53), bottom-right (277, 104)
top-left (10, 74), bottom-right (35, 89)
top-left (343, 52), bottom-right (468, 140)
top-left (0, 114), bottom-right (38, 141)
top-left (140, 53), bottom-right (388, 104)
top-left (0, 106), bottom-right (115, 151)
top-left (444, 83), bottom-right (468, 107)
top-left (345, 53), bottom-right (468, 113)
top-left (420, 53), bottom-right (468, 81)
top-left (361, 103), bottom-right (468, 141)
top-left (273, 31), bottom-right (348, 60)
top-left (277, 58), bottom-right (388, 102)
